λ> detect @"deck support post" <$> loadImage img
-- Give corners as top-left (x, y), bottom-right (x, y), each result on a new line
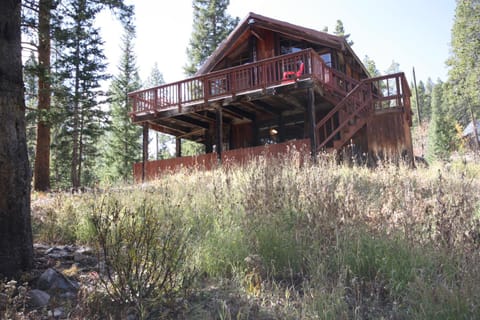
top-left (307, 87), bottom-right (317, 162)
top-left (205, 124), bottom-right (214, 153)
top-left (142, 123), bottom-right (149, 182)
top-left (216, 107), bottom-right (223, 163)
top-left (279, 113), bottom-right (285, 143)
top-left (253, 117), bottom-right (259, 146)
top-left (175, 138), bottom-right (182, 158)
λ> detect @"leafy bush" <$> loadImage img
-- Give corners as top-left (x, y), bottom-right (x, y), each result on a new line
top-left (90, 195), bottom-right (194, 319)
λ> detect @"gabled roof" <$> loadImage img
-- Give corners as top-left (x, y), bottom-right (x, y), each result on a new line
top-left (197, 12), bottom-right (366, 76)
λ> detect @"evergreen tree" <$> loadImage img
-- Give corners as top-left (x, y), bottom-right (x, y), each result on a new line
top-left (21, 0), bottom-right (133, 190)
top-left (184, 0), bottom-right (239, 76)
top-left (182, 0), bottom-right (237, 155)
top-left (427, 80), bottom-right (460, 161)
top-left (145, 63), bottom-right (173, 160)
top-left (101, 27), bottom-right (143, 183)
top-left (21, 0), bottom-right (55, 191)
top-left (424, 78), bottom-right (434, 120)
top-left (362, 55), bottom-right (380, 77)
top-left (333, 19), bottom-right (353, 46)
top-left (145, 62), bottom-right (165, 87)
top-left (385, 60), bottom-right (401, 74)
top-left (52, 0), bottom-right (109, 188)
top-left (411, 80), bottom-right (428, 125)
top-left (446, 0), bottom-right (480, 126)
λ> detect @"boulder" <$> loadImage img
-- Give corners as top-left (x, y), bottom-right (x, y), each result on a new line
top-left (38, 268), bottom-right (79, 293)
top-left (28, 289), bottom-right (50, 308)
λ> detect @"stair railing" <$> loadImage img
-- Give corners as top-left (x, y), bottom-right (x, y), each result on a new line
top-left (316, 79), bottom-right (373, 150)
top-left (315, 72), bottom-right (410, 151)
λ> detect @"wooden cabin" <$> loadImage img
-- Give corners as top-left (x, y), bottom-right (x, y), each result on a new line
top-left (128, 12), bottom-right (413, 181)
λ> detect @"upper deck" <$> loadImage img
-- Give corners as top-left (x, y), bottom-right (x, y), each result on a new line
top-left (128, 49), bottom-right (356, 120)
top-left (128, 48), bottom-right (410, 146)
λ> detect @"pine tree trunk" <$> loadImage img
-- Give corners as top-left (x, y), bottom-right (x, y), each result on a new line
top-left (0, 0), bottom-right (34, 276)
top-left (34, 0), bottom-right (52, 191)
top-left (71, 31), bottom-right (81, 189)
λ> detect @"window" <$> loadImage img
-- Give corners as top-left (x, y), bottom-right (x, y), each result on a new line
top-left (279, 37), bottom-right (306, 55)
top-left (320, 53), bottom-right (332, 67)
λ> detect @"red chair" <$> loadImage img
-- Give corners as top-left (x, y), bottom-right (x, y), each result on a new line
top-left (282, 61), bottom-right (305, 81)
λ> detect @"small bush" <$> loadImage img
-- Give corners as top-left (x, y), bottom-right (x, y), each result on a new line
top-left (90, 195), bottom-right (194, 318)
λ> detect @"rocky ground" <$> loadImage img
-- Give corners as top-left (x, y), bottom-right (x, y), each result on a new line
top-left (1, 243), bottom-right (101, 319)
top-left (1, 244), bottom-right (275, 320)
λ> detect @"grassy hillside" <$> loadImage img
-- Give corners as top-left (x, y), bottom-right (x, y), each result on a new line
top-left (21, 155), bottom-right (480, 318)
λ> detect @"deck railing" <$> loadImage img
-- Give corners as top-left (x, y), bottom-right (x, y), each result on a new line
top-left (128, 49), bottom-right (357, 116)
top-left (316, 72), bottom-right (412, 150)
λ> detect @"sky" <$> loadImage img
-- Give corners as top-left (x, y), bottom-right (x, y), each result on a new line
top-left (96, 0), bottom-right (456, 86)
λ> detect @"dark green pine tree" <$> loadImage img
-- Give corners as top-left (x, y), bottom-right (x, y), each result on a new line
top-left (427, 80), bottom-right (460, 161)
top-left (52, 0), bottom-right (109, 189)
top-left (333, 19), bottom-right (353, 46)
top-left (184, 0), bottom-right (239, 76)
top-left (21, 0), bottom-right (133, 191)
top-left (411, 80), bottom-right (427, 126)
top-left (102, 27), bottom-right (142, 183)
top-left (446, 0), bottom-right (480, 125)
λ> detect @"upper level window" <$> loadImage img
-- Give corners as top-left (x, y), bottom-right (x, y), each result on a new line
top-left (279, 37), bottom-right (306, 55)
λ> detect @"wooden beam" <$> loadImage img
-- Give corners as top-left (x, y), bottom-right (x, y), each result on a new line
top-left (148, 122), bottom-right (186, 137)
top-left (258, 112), bottom-right (304, 128)
top-left (223, 105), bottom-right (255, 120)
top-left (142, 123), bottom-right (149, 182)
top-left (307, 87), bottom-right (317, 161)
top-left (176, 138), bottom-right (182, 158)
top-left (245, 100), bottom-right (281, 115)
top-left (190, 112), bottom-right (216, 124)
top-left (253, 116), bottom-right (259, 146)
top-left (216, 107), bottom-right (223, 162)
top-left (176, 128), bottom-right (206, 139)
top-left (205, 123), bottom-right (214, 153)
top-left (174, 115), bottom-right (210, 129)
top-left (279, 113), bottom-right (285, 142)
top-left (277, 94), bottom-right (305, 110)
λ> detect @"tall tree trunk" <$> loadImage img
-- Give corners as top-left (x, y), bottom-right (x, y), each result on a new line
top-left (78, 108), bottom-right (85, 186)
top-left (0, 0), bottom-right (34, 276)
top-left (34, 0), bottom-right (52, 191)
top-left (71, 32), bottom-right (81, 189)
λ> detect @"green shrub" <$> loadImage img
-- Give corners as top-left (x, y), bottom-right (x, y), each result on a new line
top-left (90, 195), bottom-right (194, 319)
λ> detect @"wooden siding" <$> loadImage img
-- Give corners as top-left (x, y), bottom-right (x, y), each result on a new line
top-left (367, 111), bottom-right (413, 162)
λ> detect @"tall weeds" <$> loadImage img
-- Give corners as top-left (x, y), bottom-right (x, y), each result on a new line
top-left (30, 156), bottom-right (480, 318)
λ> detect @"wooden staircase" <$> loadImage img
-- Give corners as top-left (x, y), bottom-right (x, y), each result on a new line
top-left (315, 72), bottom-right (411, 153)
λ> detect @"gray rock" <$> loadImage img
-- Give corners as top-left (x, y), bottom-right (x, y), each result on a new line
top-left (45, 246), bottom-right (73, 260)
top-left (0, 292), bottom-right (7, 308)
top-left (74, 252), bottom-right (97, 267)
top-left (48, 307), bottom-right (65, 318)
top-left (38, 268), bottom-right (79, 293)
top-left (75, 246), bottom-right (93, 255)
top-left (33, 243), bottom-right (50, 250)
top-left (28, 289), bottom-right (50, 308)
